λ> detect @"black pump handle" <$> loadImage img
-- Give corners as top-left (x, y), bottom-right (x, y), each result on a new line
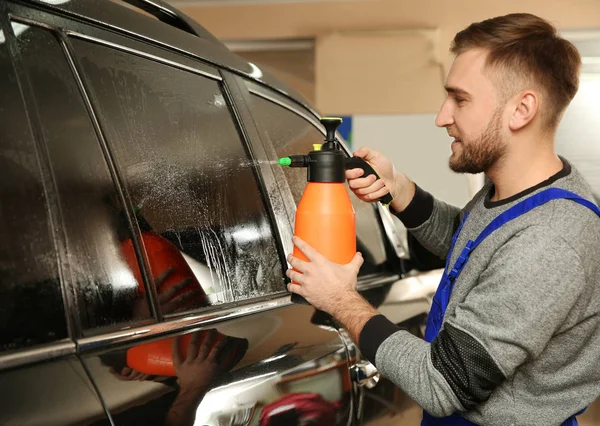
top-left (321, 117), bottom-right (343, 143)
top-left (345, 157), bottom-right (394, 206)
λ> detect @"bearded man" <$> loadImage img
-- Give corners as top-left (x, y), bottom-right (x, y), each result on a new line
top-left (286, 13), bottom-right (600, 426)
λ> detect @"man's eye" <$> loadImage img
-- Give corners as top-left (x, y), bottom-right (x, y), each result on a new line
top-left (455, 97), bottom-right (465, 104)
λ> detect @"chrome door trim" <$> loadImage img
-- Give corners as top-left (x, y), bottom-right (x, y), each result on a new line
top-left (65, 31), bottom-right (221, 81)
top-left (350, 359), bottom-right (380, 389)
top-left (77, 295), bottom-right (292, 352)
top-left (377, 203), bottom-right (410, 259)
top-left (9, 15), bottom-right (222, 81)
top-left (0, 340), bottom-right (76, 371)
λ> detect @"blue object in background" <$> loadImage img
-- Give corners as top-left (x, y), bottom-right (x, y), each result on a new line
top-left (337, 115), bottom-right (353, 148)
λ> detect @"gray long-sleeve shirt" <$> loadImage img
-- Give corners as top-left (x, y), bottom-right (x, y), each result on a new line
top-left (359, 159), bottom-right (600, 425)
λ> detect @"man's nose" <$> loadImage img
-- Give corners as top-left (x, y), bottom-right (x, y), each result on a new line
top-left (435, 100), bottom-right (454, 128)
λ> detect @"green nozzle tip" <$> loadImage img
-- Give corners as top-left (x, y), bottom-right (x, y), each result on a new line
top-left (278, 157), bottom-right (292, 167)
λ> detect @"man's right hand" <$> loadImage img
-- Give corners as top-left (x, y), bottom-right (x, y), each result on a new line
top-left (345, 147), bottom-right (416, 212)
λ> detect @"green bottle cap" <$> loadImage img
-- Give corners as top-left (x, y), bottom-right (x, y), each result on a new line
top-left (278, 157), bottom-right (292, 166)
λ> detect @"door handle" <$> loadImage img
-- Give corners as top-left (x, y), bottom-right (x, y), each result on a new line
top-left (350, 360), bottom-right (380, 389)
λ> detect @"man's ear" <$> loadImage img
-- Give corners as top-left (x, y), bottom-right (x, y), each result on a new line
top-left (509, 91), bottom-right (538, 131)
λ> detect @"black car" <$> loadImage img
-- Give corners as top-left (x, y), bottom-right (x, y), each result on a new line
top-left (0, 1), bottom-right (442, 424)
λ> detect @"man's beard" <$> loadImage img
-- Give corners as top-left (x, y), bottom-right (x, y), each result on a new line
top-left (449, 108), bottom-right (507, 174)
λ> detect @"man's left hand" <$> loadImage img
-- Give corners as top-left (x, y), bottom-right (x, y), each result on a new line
top-left (286, 236), bottom-right (364, 315)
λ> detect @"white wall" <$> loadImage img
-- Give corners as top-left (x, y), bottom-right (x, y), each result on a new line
top-left (353, 114), bottom-right (475, 208)
top-left (556, 75), bottom-right (600, 199)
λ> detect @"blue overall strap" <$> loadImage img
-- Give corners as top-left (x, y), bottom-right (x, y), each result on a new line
top-left (422, 188), bottom-right (600, 426)
top-left (471, 187), bottom-right (600, 250)
top-left (444, 212), bottom-right (471, 279)
top-left (423, 212), bottom-right (470, 343)
top-left (447, 188), bottom-right (600, 284)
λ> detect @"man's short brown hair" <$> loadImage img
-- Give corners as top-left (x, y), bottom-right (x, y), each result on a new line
top-left (451, 13), bottom-right (581, 130)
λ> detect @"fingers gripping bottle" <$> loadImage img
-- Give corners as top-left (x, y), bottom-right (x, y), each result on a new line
top-left (279, 117), bottom-right (393, 304)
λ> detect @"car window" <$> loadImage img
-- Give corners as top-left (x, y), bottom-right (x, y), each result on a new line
top-left (13, 23), bottom-right (154, 335)
top-left (70, 39), bottom-right (285, 314)
top-left (246, 89), bottom-right (389, 275)
top-left (0, 23), bottom-right (68, 352)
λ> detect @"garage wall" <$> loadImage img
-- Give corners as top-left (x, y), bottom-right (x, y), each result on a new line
top-left (315, 30), bottom-right (444, 115)
top-left (176, 0), bottom-right (600, 70)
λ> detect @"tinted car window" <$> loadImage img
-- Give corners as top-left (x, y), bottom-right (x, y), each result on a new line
top-left (0, 23), bottom-right (67, 352)
top-left (246, 91), bottom-right (388, 275)
top-left (14, 23), bottom-right (153, 334)
top-left (71, 39), bottom-right (285, 313)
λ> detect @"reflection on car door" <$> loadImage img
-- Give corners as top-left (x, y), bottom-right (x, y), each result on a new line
top-left (82, 304), bottom-right (354, 426)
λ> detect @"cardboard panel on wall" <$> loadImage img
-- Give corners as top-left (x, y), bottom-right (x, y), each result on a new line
top-left (315, 30), bottom-right (445, 115)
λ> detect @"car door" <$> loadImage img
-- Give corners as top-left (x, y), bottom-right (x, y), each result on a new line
top-left (4, 3), bottom-right (358, 424)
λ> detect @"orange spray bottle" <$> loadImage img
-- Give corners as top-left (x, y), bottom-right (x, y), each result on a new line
top-left (278, 117), bottom-right (393, 304)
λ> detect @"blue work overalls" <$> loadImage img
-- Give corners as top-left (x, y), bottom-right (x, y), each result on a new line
top-left (421, 188), bottom-right (600, 426)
